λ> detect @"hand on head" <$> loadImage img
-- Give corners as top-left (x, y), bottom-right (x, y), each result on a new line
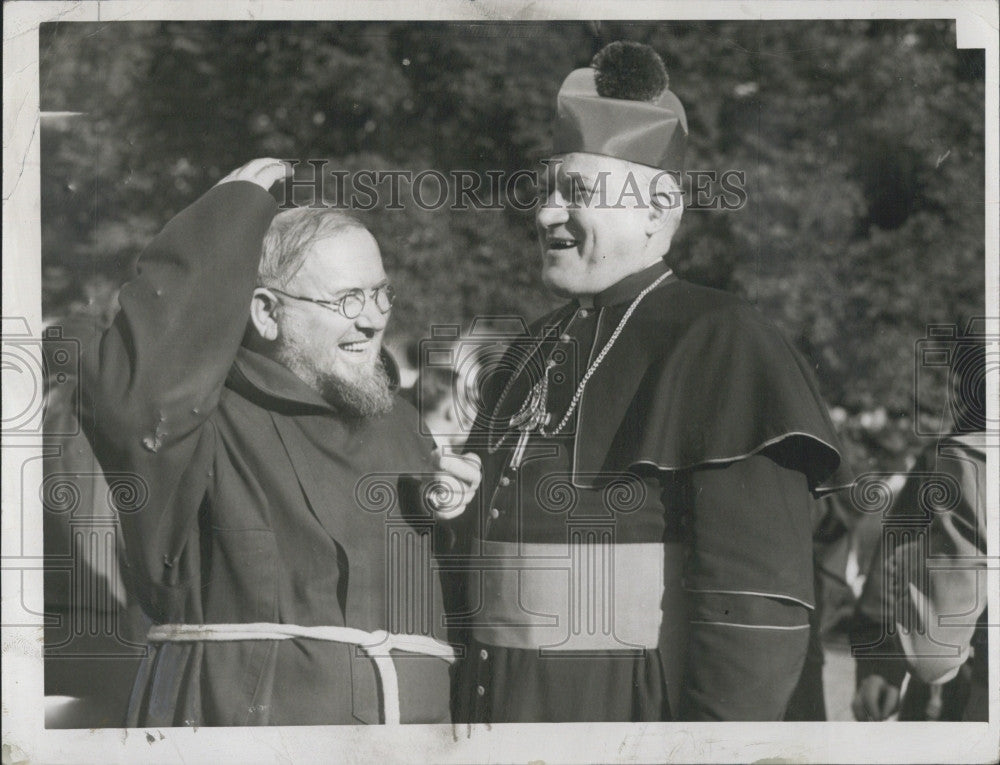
top-left (216, 158), bottom-right (293, 191)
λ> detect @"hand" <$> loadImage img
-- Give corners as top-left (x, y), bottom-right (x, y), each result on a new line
top-left (427, 449), bottom-right (482, 519)
top-left (215, 158), bottom-right (292, 191)
top-left (852, 674), bottom-right (901, 721)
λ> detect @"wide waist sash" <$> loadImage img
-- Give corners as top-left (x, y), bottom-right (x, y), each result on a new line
top-left (470, 540), bottom-right (686, 654)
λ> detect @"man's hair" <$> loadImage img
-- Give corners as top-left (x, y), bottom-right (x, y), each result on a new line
top-left (258, 207), bottom-right (368, 287)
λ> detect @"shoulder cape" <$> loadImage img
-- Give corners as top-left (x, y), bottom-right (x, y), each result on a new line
top-left (533, 278), bottom-right (854, 493)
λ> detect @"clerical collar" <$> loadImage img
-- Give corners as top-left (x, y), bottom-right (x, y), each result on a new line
top-left (579, 259), bottom-right (675, 310)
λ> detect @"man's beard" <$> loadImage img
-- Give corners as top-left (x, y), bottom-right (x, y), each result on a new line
top-left (317, 356), bottom-right (395, 421)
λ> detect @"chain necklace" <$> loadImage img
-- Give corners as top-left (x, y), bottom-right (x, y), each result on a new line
top-left (487, 268), bottom-right (673, 456)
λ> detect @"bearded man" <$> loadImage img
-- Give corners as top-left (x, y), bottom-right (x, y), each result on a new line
top-left (456, 42), bottom-right (853, 722)
top-left (78, 158), bottom-right (479, 726)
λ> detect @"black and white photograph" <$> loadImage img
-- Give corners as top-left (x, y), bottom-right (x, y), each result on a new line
top-left (2, 1), bottom-right (997, 763)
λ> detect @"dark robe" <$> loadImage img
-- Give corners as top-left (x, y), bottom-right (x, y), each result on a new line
top-left (453, 260), bottom-right (852, 722)
top-left (75, 182), bottom-right (451, 726)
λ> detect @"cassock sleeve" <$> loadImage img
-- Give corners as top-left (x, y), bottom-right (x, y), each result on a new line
top-left (604, 292), bottom-right (854, 719)
top-left (77, 181), bottom-right (278, 594)
top-left (678, 452), bottom-right (816, 721)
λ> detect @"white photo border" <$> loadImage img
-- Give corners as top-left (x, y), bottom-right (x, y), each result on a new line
top-left (3, 1), bottom-right (997, 763)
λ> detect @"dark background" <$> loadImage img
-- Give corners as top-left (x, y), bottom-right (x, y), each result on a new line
top-left (38, 20), bottom-right (986, 474)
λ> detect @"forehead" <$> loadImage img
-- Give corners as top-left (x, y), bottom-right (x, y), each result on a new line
top-left (290, 227), bottom-right (385, 292)
top-left (544, 152), bottom-right (631, 181)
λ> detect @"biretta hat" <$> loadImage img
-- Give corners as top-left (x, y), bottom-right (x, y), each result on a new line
top-left (553, 41), bottom-right (688, 172)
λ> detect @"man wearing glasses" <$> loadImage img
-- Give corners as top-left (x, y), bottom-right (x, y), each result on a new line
top-left (76, 158), bottom-right (479, 726)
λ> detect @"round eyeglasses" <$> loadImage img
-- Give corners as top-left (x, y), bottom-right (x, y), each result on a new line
top-left (266, 284), bottom-right (395, 320)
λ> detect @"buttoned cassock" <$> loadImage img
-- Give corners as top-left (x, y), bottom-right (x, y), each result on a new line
top-left (454, 261), bottom-right (853, 722)
top-left (77, 181), bottom-right (451, 726)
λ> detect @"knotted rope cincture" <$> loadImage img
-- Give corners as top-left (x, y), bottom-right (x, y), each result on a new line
top-left (146, 622), bottom-right (455, 725)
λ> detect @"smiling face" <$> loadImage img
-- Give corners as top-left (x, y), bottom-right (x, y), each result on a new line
top-left (536, 153), bottom-right (661, 299)
top-left (265, 227), bottom-right (395, 417)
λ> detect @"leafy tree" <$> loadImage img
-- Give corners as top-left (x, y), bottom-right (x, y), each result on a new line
top-left (39, 19), bottom-right (986, 471)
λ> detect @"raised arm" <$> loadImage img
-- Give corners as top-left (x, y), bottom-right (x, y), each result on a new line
top-left (82, 159), bottom-right (288, 447)
top-left (75, 159), bottom-right (288, 597)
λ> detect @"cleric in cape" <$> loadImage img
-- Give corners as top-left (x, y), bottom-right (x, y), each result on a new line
top-left (453, 40), bottom-right (854, 723)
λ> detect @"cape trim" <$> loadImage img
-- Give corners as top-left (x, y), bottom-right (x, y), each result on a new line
top-left (684, 587), bottom-right (815, 611)
top-left (629, 429), bottom-right (854, 496)
top-left (689, 621), bottom-right (811, 631)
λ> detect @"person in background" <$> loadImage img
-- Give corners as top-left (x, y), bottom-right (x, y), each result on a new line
top-left (43, 303), bottom-right (147, 728)
top-left (414, 356), bottom-right (481, 452)
top-left (386, 336), bottom-right (421, 396)
top-left (851, 338), bottom-right (989, 722)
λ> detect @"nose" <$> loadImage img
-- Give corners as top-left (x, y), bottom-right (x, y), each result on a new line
top-left (536, 190), bottom-right (569, 230)
top-left (353, 298), bottom-right (388, 335)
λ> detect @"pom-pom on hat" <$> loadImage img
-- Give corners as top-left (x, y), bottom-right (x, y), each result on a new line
top-left (553, 41), bottom-right (688, 172)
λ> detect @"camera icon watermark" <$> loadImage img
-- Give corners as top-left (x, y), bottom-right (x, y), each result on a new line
top-left (2, 317), bottom-right (81, 436)
top-left (418, 317), bottom-right (581, 448)
top-left (913, 318), bottom-right (996, 437)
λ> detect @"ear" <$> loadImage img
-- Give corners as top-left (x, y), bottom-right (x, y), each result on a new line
top-left (249, 287), bottom-right (281, 342)
top-left (644, 188), bottom-right (683, 237)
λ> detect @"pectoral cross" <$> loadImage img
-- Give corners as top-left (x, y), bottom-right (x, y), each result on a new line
top-left (507, 377), bottom-right (550, 470)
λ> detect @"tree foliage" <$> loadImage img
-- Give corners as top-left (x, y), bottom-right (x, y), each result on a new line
top-left (39, 20), bottom-right (986, 471)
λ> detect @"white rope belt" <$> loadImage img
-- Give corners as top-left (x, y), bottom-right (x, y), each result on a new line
top-left (146, 622), bottom-right (455, 725)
